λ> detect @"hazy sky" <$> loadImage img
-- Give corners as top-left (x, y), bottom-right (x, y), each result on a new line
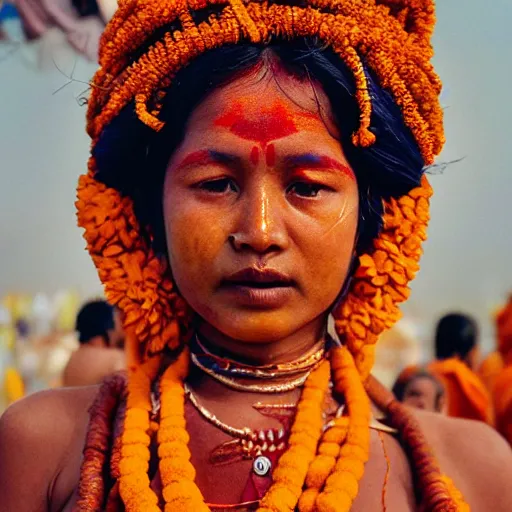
top-left (1, 0), bottom-right (511, 351)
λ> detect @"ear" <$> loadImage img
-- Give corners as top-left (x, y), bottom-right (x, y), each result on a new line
top-left (375, 0), bottom-right (436, 42)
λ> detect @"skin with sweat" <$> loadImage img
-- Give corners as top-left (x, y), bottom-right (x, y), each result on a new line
top-left (0, 66), bottom-right (511, 512)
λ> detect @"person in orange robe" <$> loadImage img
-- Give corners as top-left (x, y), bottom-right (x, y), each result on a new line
top-left (479, 299), bottom-right (512, 392)
top-left (428, 313), bottom-right (493, 424)
top-left (493, 296), bottom-right (512, 444)
top-left (480, 351), bottom-right (504, 393)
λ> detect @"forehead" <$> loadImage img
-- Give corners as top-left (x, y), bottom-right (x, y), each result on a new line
top-left (184, 68), bottom-right (339, 140)
top-left (407, 376), bottom-right (436, 394)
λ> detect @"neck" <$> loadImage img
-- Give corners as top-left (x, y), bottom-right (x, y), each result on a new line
top-left (83, 336), bottom-right (107, 348)
top-left (197, 315), bottom-right (328, 366)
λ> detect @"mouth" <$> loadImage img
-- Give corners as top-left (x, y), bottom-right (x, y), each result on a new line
top-left (220, 268), bottom-right (295, 308)
top-left (222, 268), bottom-right (294, 288)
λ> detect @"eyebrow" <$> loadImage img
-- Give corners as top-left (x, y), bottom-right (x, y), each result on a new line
top-left (284, 153), bottom-right (355, 180)
top-left (174, 150), bottom-right (242, 172)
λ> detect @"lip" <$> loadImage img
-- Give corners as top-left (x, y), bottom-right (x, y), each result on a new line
top-left (220, 267), bottom-right (295, 308)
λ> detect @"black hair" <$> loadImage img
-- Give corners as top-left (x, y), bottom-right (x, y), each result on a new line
top-left (392, 368), bottom-right (445, 410)
top-left (75, 299), bottom-right (115, 344)
top-left (93, 38), bottom-right (425, 259)
top-left (435, 313), bottom-right (478, 361)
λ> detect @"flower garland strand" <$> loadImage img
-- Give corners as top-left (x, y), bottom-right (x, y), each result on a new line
top-left (315, 346), bottom-right (371, 512)
top-left (76, 373), bottom-right (126, 511)
top-left (298, 345), bottom-right (371, 512)
top-left (118, 332), bottom-right (163, 512)
top-left (440, 476), bottom-right (471, 512)
top-left (106, 394), bottom-right (127, 511)
top-left (332, 175), bottom-right (434, 381)
top-left (158, 348), bottom-right (209, 511)
top-left (257, 359), bottom-right (331, 512)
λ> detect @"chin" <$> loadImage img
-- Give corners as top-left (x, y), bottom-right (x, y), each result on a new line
top-left (204, 308), bottom-right (307, 344)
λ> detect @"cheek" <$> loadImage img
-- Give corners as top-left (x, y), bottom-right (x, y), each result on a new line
top-left (297, 200), bottom-right (359, 304)
top-left (163, 194), bottom-right (227, 290)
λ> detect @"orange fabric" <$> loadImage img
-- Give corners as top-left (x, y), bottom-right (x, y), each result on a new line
top-left (493, 365), bottom-right (512, 446)
top-left (429, 358), bottom-right (493, 425)
top-left (479, 351), bottom-right (504, 393)
top-left (491, 297), bottom-right (512, 444)
top-left (496, 296), bottom-right (512, 361)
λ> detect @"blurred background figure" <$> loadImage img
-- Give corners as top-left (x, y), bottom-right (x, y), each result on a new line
top-left (429, 313), bottom-right (493, 424)
top-left (480, 295), bottom-right (511, 392)
top-left (2, 366), bottom-right (24, 405)
top-left (393, 366), bottom-right (445, 413)
top-left (491, 296), bottom-right (512, 445)
top-left (62, 299), bottom-right (125, 387)
top-left (13, 0), bottom-right (117, 62)
top-left (372, 319), bottom-right (422, 388)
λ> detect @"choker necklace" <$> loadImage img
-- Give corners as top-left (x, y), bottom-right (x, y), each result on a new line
top-left (190, 334), bottom-right (327, 393)
top-left (193, 335), bottom-right (326, 379)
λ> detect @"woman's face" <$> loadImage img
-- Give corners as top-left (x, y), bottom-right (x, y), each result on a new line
top-left (163, 68), bottom-right (359, 344)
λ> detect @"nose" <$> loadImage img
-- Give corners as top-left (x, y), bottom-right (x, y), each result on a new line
top-left (229, 181), bottom-right (288, 255)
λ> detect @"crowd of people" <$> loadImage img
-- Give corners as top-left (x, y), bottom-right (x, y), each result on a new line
top-left (3, 294), bottom-right (511, 510)
top-left (7, 296), bottom-right (512, 447)
top-left (1, 0), bottom-right (511, 510)
top-left (391, 302), bottom-right (512, 447)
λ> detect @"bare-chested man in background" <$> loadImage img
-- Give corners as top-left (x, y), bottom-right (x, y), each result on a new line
top-left (62, 300), bottom-right (125, 387)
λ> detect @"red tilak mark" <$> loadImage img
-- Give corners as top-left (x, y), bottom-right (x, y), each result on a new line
top-left (266, 144), bottom-right (276, 167)
top-left (313, 156), bottom-right (355, 180)
top-left (175, 150), bottom-right (213, 171)
top-left (215, 101), bottom-right (298, 148)
top-left (250, 146), bottom-right (260, 166)
top-left (290, 154), bottom-right (355, 181)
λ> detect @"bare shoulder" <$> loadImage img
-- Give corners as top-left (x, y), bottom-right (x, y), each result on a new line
top-left (0, 385), bottom-right (99, 440)
top-left (0, 386), bottom-right (99, 511)
top-left (109, 347), bottom-right (126, 371)
top-left (414, 409), bottom-right (512, 511)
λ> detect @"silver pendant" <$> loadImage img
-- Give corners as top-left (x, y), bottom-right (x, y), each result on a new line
top-left (253, 455), bottom-right (272, 476)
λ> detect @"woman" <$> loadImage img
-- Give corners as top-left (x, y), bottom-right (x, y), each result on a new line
top-left (1, 0), bottom-right (511, 511)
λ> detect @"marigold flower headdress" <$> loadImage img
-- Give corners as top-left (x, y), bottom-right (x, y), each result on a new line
top-left (75, 1), bottom-right (470, 511)
top-left (77, 0), bottom-right (443, 377)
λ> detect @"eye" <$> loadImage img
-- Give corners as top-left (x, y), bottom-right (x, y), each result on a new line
top-left (198, 178), bottom-right (238, 194)
top-left (287, 181), bottom-right (327, 198)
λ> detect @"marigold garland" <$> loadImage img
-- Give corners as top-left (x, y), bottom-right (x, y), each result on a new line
top-left (258, 359), bottom-right (331, 512)
top-left (298, 346), bottom-right (371, 512)
top-left (74, 0), bottom-right (470, 511)
top-left (76, 373), bottom-right (126, 511)
top-left (157, 348), bottom-right (208, 511)
top-left (77, 0), bottom-right (441, 375)
top-left (118, 349), bottom-right (162, 512)
top-left (440, 476), bottom-right (471, 512)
